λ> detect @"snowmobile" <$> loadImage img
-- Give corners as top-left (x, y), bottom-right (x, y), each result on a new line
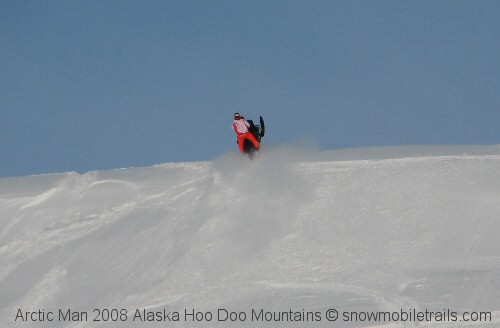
top-left (242, 116), bottom-right (265, 158)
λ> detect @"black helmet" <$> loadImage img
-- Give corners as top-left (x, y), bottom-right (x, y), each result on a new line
top-left (234, 112), bottom-right (241, 119)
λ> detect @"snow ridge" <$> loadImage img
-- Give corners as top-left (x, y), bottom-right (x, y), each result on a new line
top-left (1, 145), bottom-right (500, 327)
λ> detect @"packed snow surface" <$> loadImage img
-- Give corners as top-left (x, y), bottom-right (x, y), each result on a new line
top-left (1, 145), bottom-right (500, 327)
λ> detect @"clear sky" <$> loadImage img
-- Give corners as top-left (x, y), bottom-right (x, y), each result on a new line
top-left (1, 1), bottom-right (499, 177)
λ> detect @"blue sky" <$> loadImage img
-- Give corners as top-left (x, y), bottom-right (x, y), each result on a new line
top-left (1, 1), bottom-right (499, 177)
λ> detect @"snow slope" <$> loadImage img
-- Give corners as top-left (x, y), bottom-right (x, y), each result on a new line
top-left (1, 146), bottom-right (500, 327)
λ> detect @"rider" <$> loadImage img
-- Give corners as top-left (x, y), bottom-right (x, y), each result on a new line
top-left (233, 113), bottom-right (260, 153)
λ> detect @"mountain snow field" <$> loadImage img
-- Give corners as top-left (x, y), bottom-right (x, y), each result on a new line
top-left (1, 145), bottom-right (500, 327)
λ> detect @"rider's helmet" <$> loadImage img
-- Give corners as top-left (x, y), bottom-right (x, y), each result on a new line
top-left (234, 113), bottom-right (241, 120)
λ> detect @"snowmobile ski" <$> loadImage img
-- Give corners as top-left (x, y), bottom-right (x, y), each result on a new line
top-left (260, 116), bottom-right (265, 138)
